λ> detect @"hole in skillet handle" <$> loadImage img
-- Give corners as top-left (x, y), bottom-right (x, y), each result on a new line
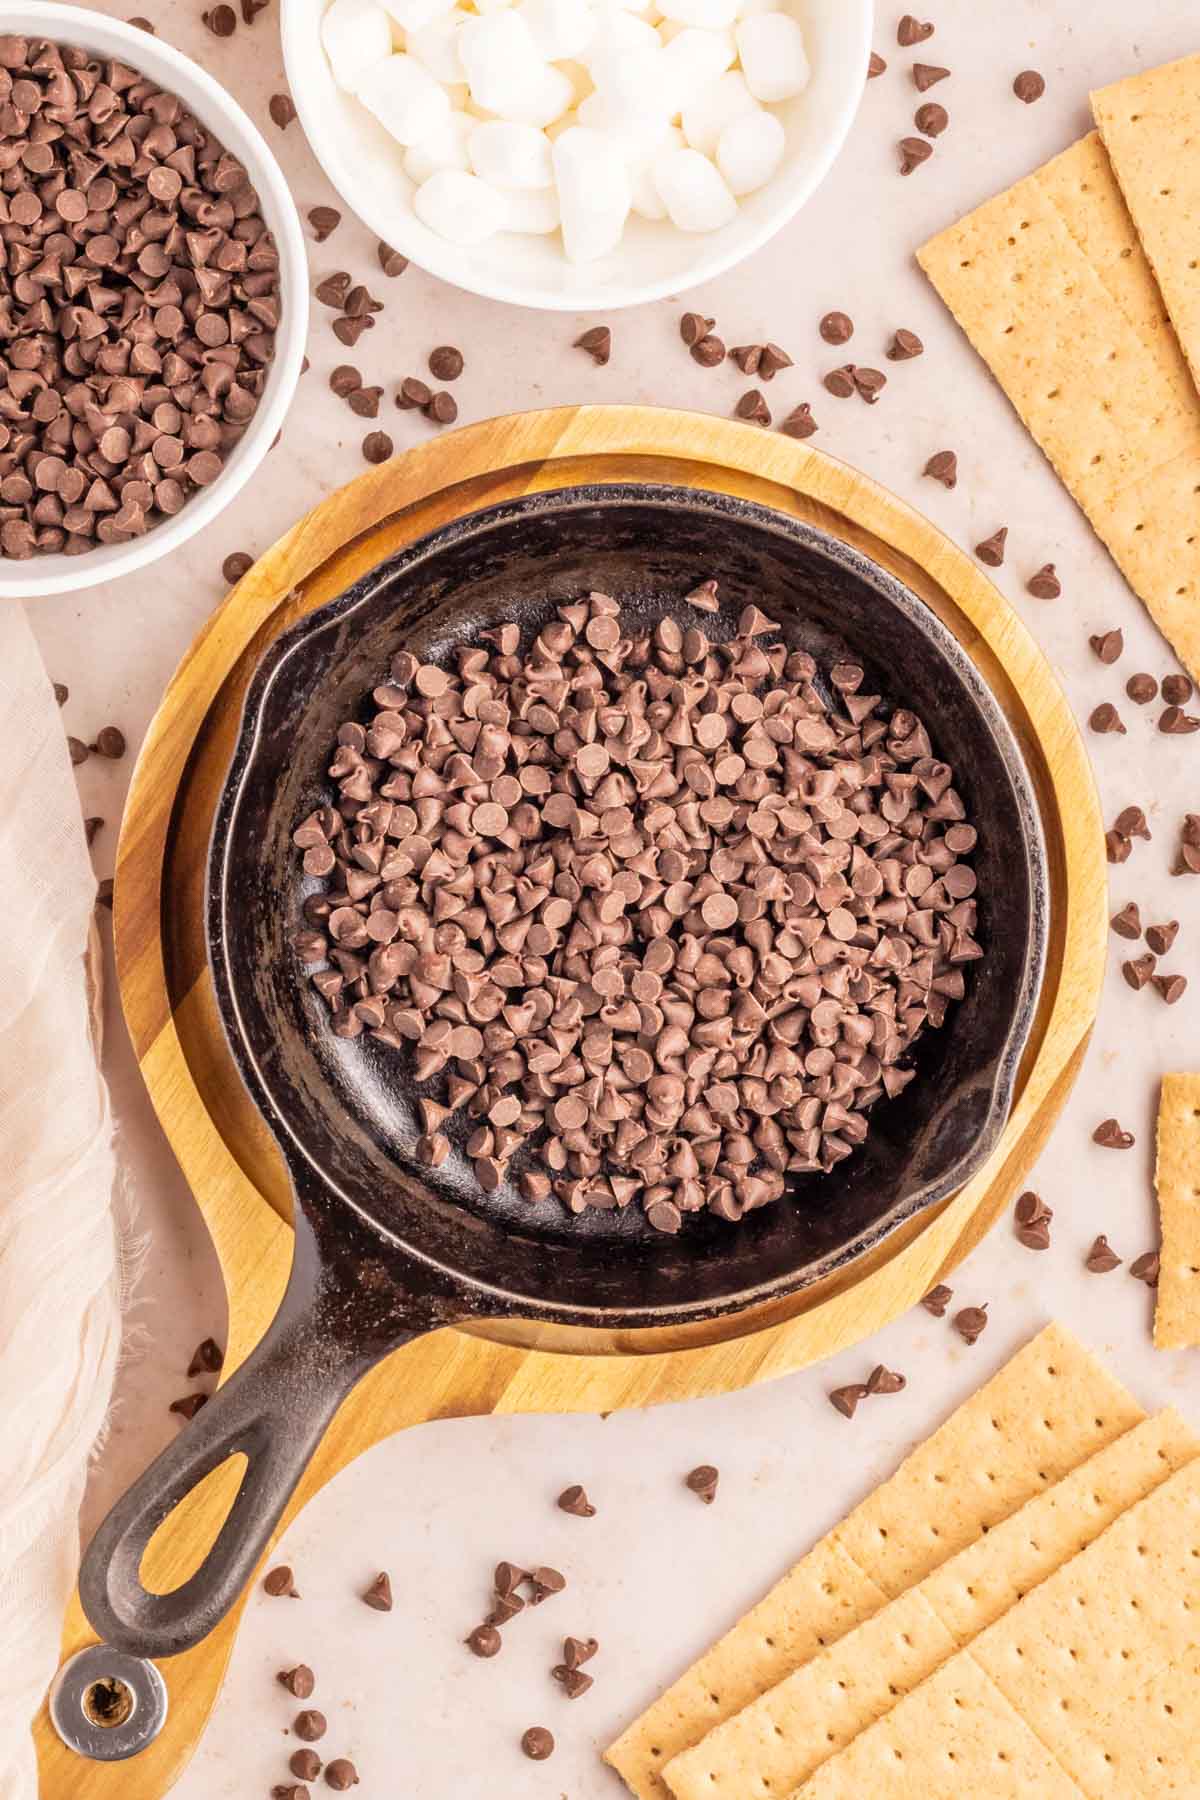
top-left (77, 1201), bottom-right (468, 1659)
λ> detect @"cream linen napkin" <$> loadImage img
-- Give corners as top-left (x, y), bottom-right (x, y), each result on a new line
top-left (0, 604), bottom-right (122, 1799)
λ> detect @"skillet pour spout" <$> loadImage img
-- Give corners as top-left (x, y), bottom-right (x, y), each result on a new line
top-left (79, 484), bottom-right (1047, 1659)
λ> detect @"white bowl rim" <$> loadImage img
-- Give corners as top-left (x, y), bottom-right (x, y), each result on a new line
top-left (0, 2), bottom-right (309, 598)
top-left (282, 0), bottom-right (873, 313)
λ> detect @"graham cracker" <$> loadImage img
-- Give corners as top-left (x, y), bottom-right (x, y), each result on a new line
top-left (790, 1457), bottom-right (1200, 1800)
top-left (662, 1411), bottom-right (1196, 1800)
top-left (1153, 1073), bottom-right (1200, 1349)
top-left (1093, 55), bottom-right (1200, 395)
top-left (917, 133), bottom-right (1200, 686)
top-left (603, 1324), bottom-right (1142, 1799)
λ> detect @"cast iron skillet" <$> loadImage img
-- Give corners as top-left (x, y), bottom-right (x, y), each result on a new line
top-left (81, 485), bottom-right (1048, 1658)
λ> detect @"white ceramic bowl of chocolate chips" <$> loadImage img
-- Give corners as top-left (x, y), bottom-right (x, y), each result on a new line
top-left (0, 4), bottom-right (308, 598)
top-left (284, 0), bottom-right (873, 310)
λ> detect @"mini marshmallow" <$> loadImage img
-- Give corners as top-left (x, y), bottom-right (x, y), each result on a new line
top-left (552, 125), bottom-right (631, 260)
top-left (321, 0), bottom-right (394, 92)
top-left (629, 120), bottom-right (683, 215)
top-left (681, 68), bottom-right (758, 155)
top-left (379, 0), bottom-right (454, 29)
top-left (405, 9), bottom-right (467, 83)
top-left (659, 26), bottom-right (735, 117)
top-left (517, 0), bottom-right (596, 61)
top-left (599, 9), bottom-right (661, 51)
top-left (459, 11), bottom-right (574, 125)
top-left (403, 107), bottom-right (472, 182)
top-left (503, 184), bottom-right (562, 231)
top-left (652, 144), bottom-right (736, 230)
top-left (469, 118), bottom-right (554, 187)
top-left (734, 11), bottom-right (809, 103)
top-left (715, 103), bottom-right (783, 192)
top-left (656, 0), bottom-right (736, 28)
top-left (414, 167), bottom-right (506, 242)
top-left (357, 53), bottom-right (452, 145)
top-left (587, 43), bottom-right (672, 123)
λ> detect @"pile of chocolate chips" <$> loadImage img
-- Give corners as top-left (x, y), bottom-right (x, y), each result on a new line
top-left (0, 35), bottom-right (279, 559)
top-left (293, 587), bottom-right (982, 1234)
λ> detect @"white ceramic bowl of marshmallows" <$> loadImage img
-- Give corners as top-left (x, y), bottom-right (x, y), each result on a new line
top-left (283, 0), bottom-right (872, 310)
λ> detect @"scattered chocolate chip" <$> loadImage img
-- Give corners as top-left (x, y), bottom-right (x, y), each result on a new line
top-left (866, 1363), bottom-right (906, 1395)
top-left (291, 1750), bottom-right (322, 1782)
top-left (953, 1304), bottom-right (989, 1346)
top-left (271, 1787), bottom-right (308, 1800)
top-left (309, 207), bottom-right (342, 242)
top-left (731, 343), bottom-right (762, 374)
top-left (269, 92), bottom-right (296, 129)
top-left (324, 1760), bottom-right (358, 1790)
top-left (735, 389), bottom-right (771, 427)
top-left (429, 345), bottom-right (465, 382)
top-left (333, 315), bottom-right (373, 347)
top-left (1145, 920), bottom-right (1178, 955)
top-left (85, 817), bottom-right (104, 847)
top-left (397, 375), bottom-right (433, 409)
top-left (868, 51), bottom-right (886, 78)
top-left (1126, 672), bottom-right (1158, 704)
top-left (466, 1623), bottom-right (502, 1658)
top-left (914, 101), bottom-right (948, 136)
top-left (974, 528), bottom-right (1008, 567)
top-left (486, 1593), bottom-right (524, 1627)
top-left (824, 364), bottom-right (857, 397)
top-left (680, 311), bottom-right (714, 347)
top-left (1013, 69), bottom-right (1046, 103)
top-left (348, 387), bottom-right (383, 419)
top-left (898, 14), bottom-right (934, 45)
top-left (913, 62), bottom-right (949, 90)
top-left (69, 737), bottom-right (89, 767)
top-left (921, 1283), bottom-right (953, 1317)
top-left (242, 0), bottom-right (270, 21)
top-left (294, 1711), bottom-right (327, 1743)
top-left (1085, 1234), bottom-right (1122, 1273)
top-left (96, 879), bottom-right (115, 911)
top-left (1090, 702), bottom-right (1126, 735)
top-left (780, 402), bottom-right (818, 439)
top-left (829, 1382), bottom-right (870, 1418)
top-left (1159, 705), bottom-right (1200, 734)
top-left (278, 1666), bottom-right (315, 1699)
top-left (758, 342), bottom-right (793, 380)
top-left (1014, 1189), bottom-right (1053, 1250)
top-left (691, 333), bottom-right (726, 367)
top-left (924, 449), bottom-right (958, 487)
top-left (1105, 830), bottom-right (1132, 864)
top-left (128, 17), bottom-right (156, 30)
top-left (169, 1393), bottom-right (207, 1420)
top-left (1152, 972), bottom-right (1187, 1004)
top-left (203, 4), bottom-right (237, 34)
top-left (361, 431), bottom-right (393, 464)
top-left (1110, 902), bottom-right (1141, 939)
top-left (362, 1572), bottom-right (392, 1612)
top-left (899, 136), bottom-right (933, 174)
top-left (1122, 953), bottom-right (1155, 991)
top-left (315, 272), bottom-right (351, 309)
top-left (1093, 1118), bottom-right (1134, 1149)
top-left (265, 1565), bottom-right (299, 1598)
top-left (53, 682), bottom-right (68, 707)
top-left (1026, 564), bottom-right (1061, 599)
top-left (494, 1561), bottom-right (529, 1597)
top-left (853, 366), bottom-right (887, 404)
top-left (1089, 628), bottom-right (1122, 662)
top-left (530, 1566), bottom-right (566, 1605)
top-left (426, 391), bottom-right (458, 425)
top-left (551, 1664), bottom-right (594, 1699)
top-left (563, 1635), bottom-right (598, 1667)
top-left (1162, 673), bottom-right (1193, 706)
top-left (521, 1726), bottom-right (555, 1760)
top-left (1113, 805), bottom-right (1150, 840)
top-left (378, 242), bottom-right (408, 276)
top-left (90, 726), bottom-right (126, 760)
top-left (887, 328), bottom-right (924, 359)
top-left (819, 310), bottom-right (854, 345)
top-left (685, 1464), bottom-right (719, 1504)
top-left (223, 552), bottom-right (253, 585)
top-left (1175, 815), bottom-right (1200, 876)
top-left (187, 1337), bottom-right (224, 1377)
top-left (575, 326), bottom-right (611, 365)
top-left (1130, 1250), bottom-right (1160, 1287)
top-left (557, 1484), bottom-right (595, 1517)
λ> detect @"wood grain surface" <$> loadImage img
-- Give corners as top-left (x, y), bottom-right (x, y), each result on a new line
top-left (36, 407), bottom-right (1106, 1799)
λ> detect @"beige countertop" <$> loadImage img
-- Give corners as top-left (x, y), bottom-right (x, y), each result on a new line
top-left (29, 0), bottom-right (1200, 1793)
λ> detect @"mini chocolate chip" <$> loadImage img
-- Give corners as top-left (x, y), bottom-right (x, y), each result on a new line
top-left (898, 14), bottom-right (934, 45)
top-left (1160, 705), bottom-right (1200, 734)
top-left (1109, 902), bottom-right (1141, 939)
top-left (92, 726), bottom-right (126, 759)
top-left (781, 403), bottom-right (818, 438)
top-left (68, 737), bottom-right (89, 766)
top-left (887, 328), bottom-right (924, 359)
top-left (924, 449), bottom-right (957, 487)
top-left (223, 552), bottom-right (252, 585)
top-left (913, 62), bottom-right (949, 90)
top-left (466, 1623), bottom-right (502, 1658)
top-left (265, 1565), bottom-right (299, 1598)
top-left (291, 1750), bottom-right (322, 1781)
top-left (529, 1566), bottom-right (566, 1604)
top-left (128, 15), bottom-right (155, 28)
top-left (333, 315), bottom-right (373, 347)
top-left (853, 366), bottom-right (886, 403)
top-left (558, 1484), bottom-right (596, 1517)
top-left (362, 431), bottom-right (393, 464)
top-left (425, 391), bottom-right (458, 425)
top-left (362, 1572), bottom-right (392, 1611)
top-left (187, 1337), bottom-right (224, 1377)
top-left (824, 364), bottom-right (857, 398)
top-left (685, 1464), bottom-right (719, 1504)
top-left (378, 242), bottom-right (409, 276)
top-left (1162, 673), bottom-right (1193, 705)
top-left (1130, 1251), bottom-right (1160, 1287)
top-left (97, 879), bottom-right (115, 912)
top-left (974, 527), bottom-right (1007, 566)
top-left (269, 93), bottom-right (296, 129)
top-left (85, 817), bottom-right (104, 847)
top-left (551, 1664), bottom-right (594, 1699)
top-left (921, 1283), bottom-right (953, 1316)
top-left (829, 1382), bottom-right (870, 1418)
top-left (1145, 920), bottom-right (1178, 955)
top-left (819, 310), bottom-right (854, 344)
top-left (731, 344), bottom-right (762, 374)
top-left (914, 101), bottom-right (948, 136)
top-left (1126, 672), bottom-right (1157, 703)
top-left (1090, 703), bottom-right (1126, 735)
top-left (1014, 1190), bottom-right (1052, 1250)
top-left (868, 51), bottom-right (886, 77)
top-left (1113, 805), bottom-right (1150, 840)
top-left (429, 345), bottom-right (465, 381)
top-left (1089, 629), bottom-right (1123, 662)
top-left (1105, 830), bottom-right (1132, 864)
top-left (348, 387), bottom-right (384, 419)
top-left (1085, 1234), bottom-right (1122, 1273)
top-left (759, 342), bottom-right (793, 380)
top-left (324, 1759), bottom-right (358, 1790)
top-left (1027, 563), bottom-right (1062, 598)
top-left (1093, 1118), bottom-right (1134, 1149)
top-left (203, 4), bottom-right (237, 34)
top-left (1014, 69), bottom-right (1046, 103)
top-left (866, 1364), bottom-right (906, 1395)
top-left (574, 326), bottom-right (611, 365)
top-left (294, 1710), bottom-right (327, 1742)
top-left (278, 1666), bottom-right (315, 1698)
top-left (53, 681), bottom-right (68, 706)
top-left (521, 1727), bottom-right (555, 1760)
top-left (397, 376), bottom-right (433, 409)
top-left (1122, 953), bottom-right (1155, 991)
top-left (331, 366), bottom-right (362, 398)
top-left (735, 389), bottom-right (771, 426)
top-left (1152, 972), bottom-right (1187, 1004)
top-left (309, 207), bottom-right (342, 242)
top-left (271, 1787), bottom-right (308, 1800)
top-left (953, 1304), bottom-right (989, 1345)
top-left (899, 136), bottom-right (933, 174)
top-left (563, 1635), bottom-right (598, 1667)
top-left (680, 311), bottom-right (714, 347)
top-left (691, 333), bottom-right (726, 367)
top-left (169, 1393), bottom-right (207, 1420)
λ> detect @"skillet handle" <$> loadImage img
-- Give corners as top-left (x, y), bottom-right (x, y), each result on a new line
top-left (79, 1208), bottom-right (455, 1659)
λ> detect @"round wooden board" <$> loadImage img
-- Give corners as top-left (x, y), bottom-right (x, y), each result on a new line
top-left (38, 407), bottom-right (1106, 1799)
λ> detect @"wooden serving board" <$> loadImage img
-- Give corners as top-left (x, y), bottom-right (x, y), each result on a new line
top-left (37, 406), bottom-right (1106, 1798)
